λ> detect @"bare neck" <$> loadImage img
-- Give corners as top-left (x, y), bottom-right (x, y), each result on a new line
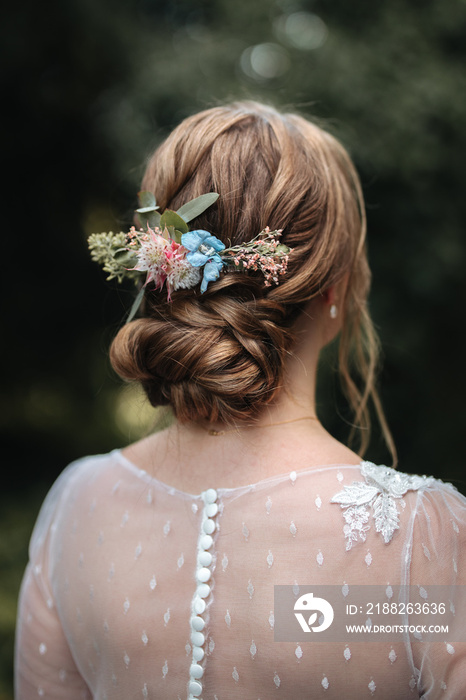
top-left (122, 298), bottom-right (361, 492)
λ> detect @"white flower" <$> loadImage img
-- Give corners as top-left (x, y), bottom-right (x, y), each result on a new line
top-left (134, 231), bottom-right (169, 287)
top-left (166, 255), bottom-right (201, 291)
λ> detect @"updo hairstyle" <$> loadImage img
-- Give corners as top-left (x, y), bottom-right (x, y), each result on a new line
top-left (110, 101), bottom-right (393, 457)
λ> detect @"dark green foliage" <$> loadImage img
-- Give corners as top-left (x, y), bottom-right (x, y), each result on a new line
top-left (1, 1), bottom-right (466, 696)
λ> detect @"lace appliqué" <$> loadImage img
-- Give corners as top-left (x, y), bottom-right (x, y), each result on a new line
top-left (331, 462), bottom-right (435, 549)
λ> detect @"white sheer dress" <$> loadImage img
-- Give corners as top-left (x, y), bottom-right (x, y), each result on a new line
top-left (15, 450), bottom-right (466, 699)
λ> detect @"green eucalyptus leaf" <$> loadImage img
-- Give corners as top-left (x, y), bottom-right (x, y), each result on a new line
top-left (137, 206), bottom-right (159, 213)
top-left (176, 193), bottom-right (219, 223)
top-left (137, 190), bottom-right (157, 210)
top-left (172, 229), bottom-right (182, 244)
top-left (147, 210), bottom-right (162, 228)
top-left (160, 210), bottom-right (189, 233)
top-left (126, 286), bottom-right (145, 324)
top-left (137, 210), bottom-right (161, 230)
top-left (164, 225), bottom-right (176, 241)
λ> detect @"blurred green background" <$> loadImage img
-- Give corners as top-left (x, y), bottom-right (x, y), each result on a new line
top-left (1, 0), bottom-right (466, 696)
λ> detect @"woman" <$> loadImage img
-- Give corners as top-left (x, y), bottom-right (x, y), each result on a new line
top-left (15, 102), bottom-right (466, 699)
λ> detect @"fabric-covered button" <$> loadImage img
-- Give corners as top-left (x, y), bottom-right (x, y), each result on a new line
top-left (192, 645), bottom-right (205, 662)
top-left (191, 631), bottom-right (205, 647)
top-left (198, 551), bottom-right (212, 567)
top-left (193, 597), bottom-right (206, 615)
top-left (203, 519), bottom-right (216, 535)
top-left (190, 664), bottom-right (204, 679)
top-left (197, 583), bottom-right (211, 598)
top-left (200, 535), bottom-right (213, 550)
top-left (191, 616), bottom-right (205, 631)
top-left (196, 567), bottom-right (211, 583)
top-left (204, 488), bottom-right (217, 503)
top-left (189, 680), bottom-right (203, 696)
top-left (186, 486), bottom-right (220, 698)
top-left (205, 503), bottom-right (218, 517)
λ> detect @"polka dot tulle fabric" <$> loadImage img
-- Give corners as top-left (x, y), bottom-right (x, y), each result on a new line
top-left (15, 451), bottom-right (466, 699)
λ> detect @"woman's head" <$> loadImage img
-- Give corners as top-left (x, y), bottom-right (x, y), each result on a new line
top-left (110, 101), bottom-right (392, 457)
top-left (138, 101), bottom-right (368, 304)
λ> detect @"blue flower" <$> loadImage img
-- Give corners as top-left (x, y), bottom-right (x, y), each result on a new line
top-left (181, 230), bottom-right (225, 292)
top-left (181, 230), bottom-right (225, 264)
top-left (200, 257), bottom-right (224, 293)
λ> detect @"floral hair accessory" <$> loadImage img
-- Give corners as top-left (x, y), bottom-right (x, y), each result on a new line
top-left (88, 191), bottom-right (291, 320)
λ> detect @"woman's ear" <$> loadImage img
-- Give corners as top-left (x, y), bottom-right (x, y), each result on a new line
top-left (319, 275), bottom-right (349, 346)
top-left (323, 274), bottom-right (350, 322)
top-left (322, 285), bottom-right (339, 321)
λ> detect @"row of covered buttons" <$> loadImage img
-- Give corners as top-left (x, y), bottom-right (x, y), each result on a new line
top-left (189, 488), bottom-right (219, 698)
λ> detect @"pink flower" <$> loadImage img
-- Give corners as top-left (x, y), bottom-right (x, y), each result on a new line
top-left (163, 240), bottom-right (201, 299)
top-left (133, 227), bottom-right (170, 290)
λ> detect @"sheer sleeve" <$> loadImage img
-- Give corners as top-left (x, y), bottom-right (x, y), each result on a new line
top-left (15, 454), bottom-right (466, 700)
top-left (408, 480), bottom-right (466, 699)
top-left (15, 463), bottom-right (92, 700)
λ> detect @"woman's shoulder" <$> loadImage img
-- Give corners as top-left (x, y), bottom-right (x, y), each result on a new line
top-left (330, 460), bottom-right (465, 506)
top-left (326, 460), bottom-right (465, 551)
top-left (44, 450), bottom-right (123, 496)
top-left (29, 451), bottom-right (126, 556)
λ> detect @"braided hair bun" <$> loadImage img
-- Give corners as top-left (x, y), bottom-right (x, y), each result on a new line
top-left (111, 278), bottom-right (294, 423)
top-left (110, 101), bottom-right (380, 439)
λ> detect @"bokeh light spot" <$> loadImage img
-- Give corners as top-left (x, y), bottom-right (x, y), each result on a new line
top-left (240, 42), bottom-right (291, 81)
top-left (275, 11), bottom-right (328, 51)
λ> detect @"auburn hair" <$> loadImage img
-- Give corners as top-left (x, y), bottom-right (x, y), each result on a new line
top-left (110, 101), bottom-right (395, 460)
